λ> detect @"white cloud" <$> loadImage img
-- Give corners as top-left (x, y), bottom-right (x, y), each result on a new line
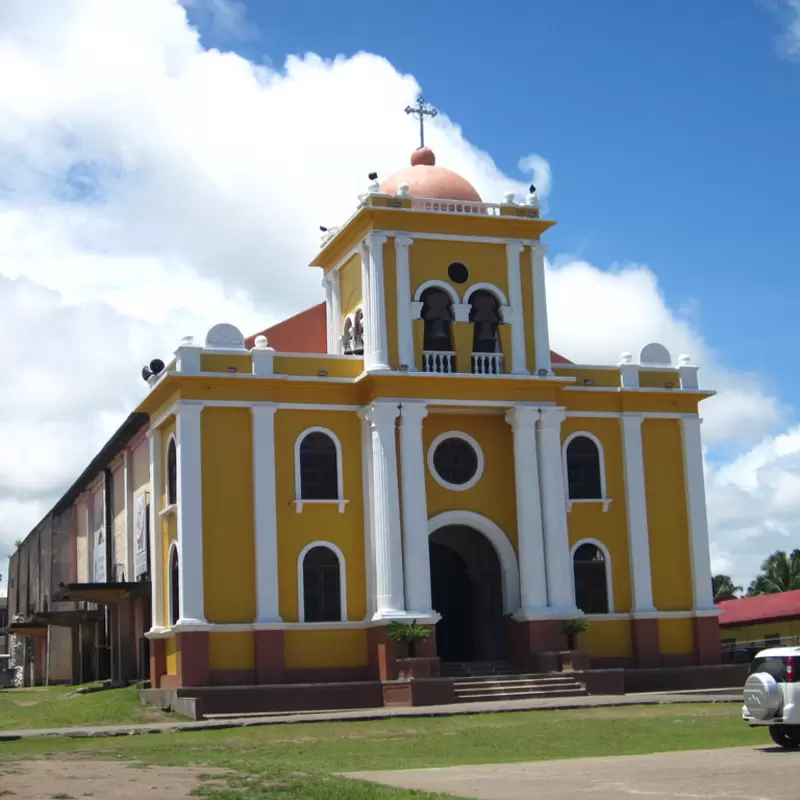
top-left (778, 0), bottom-right (800, 58)
top-left (0, 0), bottom-right (793, 591)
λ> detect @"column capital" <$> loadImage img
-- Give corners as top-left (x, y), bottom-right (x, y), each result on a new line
top-left (176, 401), bottom-right (204, 418)
top-left (538, 406), bottom-right (566, 429)
top-left (359, 401), bottom-right (400, 428)
top-left (394, 235), bottom-right (414, 249)
top-left (505, 239), bottom-right (524, 255)
top-left (529, 240), bottom-right (549, 256)
top-left (358, 240), bottom-right (369, 260)
top-left (620, 412), bottom-right (644, 424)
top-left (250, 403), bottom-right (277, 418)
top-left (399, 401), bottom-right (428, 425)
top-left (505, 405), bottom-right (540, 430)
top-left (368, 232), bottom-right (389, 249)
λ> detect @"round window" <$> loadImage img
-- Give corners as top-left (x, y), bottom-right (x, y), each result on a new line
top-left (448, 262), bottom-right (469, 284)
top-left (428, 433), bottom-right (484, 491)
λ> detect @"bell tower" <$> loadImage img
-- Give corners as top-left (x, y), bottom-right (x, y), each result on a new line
top-left (313, 99), bottom-right (556, 379)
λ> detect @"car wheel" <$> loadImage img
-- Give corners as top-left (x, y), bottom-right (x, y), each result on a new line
top-left (768, 725), bottom-right (800, 749)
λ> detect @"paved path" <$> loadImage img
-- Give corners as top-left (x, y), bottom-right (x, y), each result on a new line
top-left (346, 745), bottom-right (799, 799)
top-left (0, 690), bottom-right (739, 741)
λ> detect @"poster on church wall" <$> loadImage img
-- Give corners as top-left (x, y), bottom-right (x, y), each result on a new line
top-left (93, 527), bottom-right (106, 583)
top-left (133, 491), bottom-right (149, 580)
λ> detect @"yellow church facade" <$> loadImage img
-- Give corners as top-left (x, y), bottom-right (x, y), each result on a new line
top-left (137, 146), bottom-right (720, 697)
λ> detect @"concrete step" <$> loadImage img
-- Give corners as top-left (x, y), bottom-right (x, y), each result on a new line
top-left (455, 687), bottom-right (588, 703)
top-left (452, 675), bottom-right (577, 686)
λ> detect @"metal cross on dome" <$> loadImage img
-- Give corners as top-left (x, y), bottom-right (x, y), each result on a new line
top-left (405, 94), bottom-right (438, 149)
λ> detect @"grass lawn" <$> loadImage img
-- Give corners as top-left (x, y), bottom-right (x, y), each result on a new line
top-left (0, 702), bottom-right (763, 799)
top-left (0, 684), bottom-right (181, 730)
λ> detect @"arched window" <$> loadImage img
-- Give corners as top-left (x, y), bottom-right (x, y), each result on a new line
top-left (352, 309), bottom-right (364, 354)
top-left (565, 435), bottom-right (602, 499)
top-left (421, 288), bottom-right (454, 352)
top-left (469, 289), bottom-right (501, 351)
top-left (573, 542), bottom-right (610, 614)
top-left (298, 430), bottom-right (340, 500)
top-left (169, 542), bottom-right (180, 626)
top-left (166, 436), bottom-right (177, 506)
top-left (301, 545), bottom-right (344, 622)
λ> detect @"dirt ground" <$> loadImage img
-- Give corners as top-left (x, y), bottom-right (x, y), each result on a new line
top-left (0, 760), bottom-right (230, 799)
top-left (347, 745), bottom-right (800, 800)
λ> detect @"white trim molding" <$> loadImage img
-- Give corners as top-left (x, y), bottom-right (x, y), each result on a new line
top-left (505, 241), bottom-right (529, 375)
top-left (426, 430), bottom-right (485, 492)
top-left (395, 236), bottom-right (416, 370)
top-left (413, 279), bottom-right (460, 306)
top-left (528, 241), bottom-right (553, 376)
top-left (164, 433), bottom-right (177, 507)
top-left (146, 429), bottom-right (165, 631)
top-left (428, 510), bottom-right (520, 616)
top-left (293, 426), bottom-right (347, 513)
top-left (562, 431), bottom-right (612, 512)
top-left (463, 281), bottom-right (509, 307)
top-left (570, 538), bottom-right (615, 614)
top-left (297, 540), bottom-right (348, 623)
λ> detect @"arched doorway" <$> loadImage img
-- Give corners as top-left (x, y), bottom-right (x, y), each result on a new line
top-left (429, 525), bottom-right (506, 662)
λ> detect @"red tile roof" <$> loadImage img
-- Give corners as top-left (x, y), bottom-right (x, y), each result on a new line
top-left (717, 590), bottom-right (800, 627)
top-left (247, 302), bottom-right (573, 364)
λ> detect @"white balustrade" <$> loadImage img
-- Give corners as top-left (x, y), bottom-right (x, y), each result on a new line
top-left (422, 351), bottom-right (456, 373)
top-left (472, 352), bottom-right (504, 375)
top-left (409, 198), bottom-right (540, 219)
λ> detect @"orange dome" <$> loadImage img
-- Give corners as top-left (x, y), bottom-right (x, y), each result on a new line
top-left (380, 148), bottom-right (482, 202)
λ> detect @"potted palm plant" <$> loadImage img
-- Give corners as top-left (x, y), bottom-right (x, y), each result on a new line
top-left (560, 618), bottom-right (591, 672)
top-left (387, 620), bottom-right (437, 679)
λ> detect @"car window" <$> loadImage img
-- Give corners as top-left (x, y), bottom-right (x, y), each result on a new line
top-left (749, 656), bottom-right (787, 681)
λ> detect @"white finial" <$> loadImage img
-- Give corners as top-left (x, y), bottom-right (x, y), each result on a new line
top-left (179, 335), bottom-right (194, 347)
top-left (503, 191), bottom-right (516, 204)
top-left (368, 178), bottom-right (380, 193)
top-left (254, 335), bottom-right (269, 349)
top-left (397, 182), bottom-right (410, 196)
top-left (678, 354), bottom-right (692, 366)
top-left (525, 185), bottom-right (538, 206)
top-left (619, 351), bottom-right (633, 365)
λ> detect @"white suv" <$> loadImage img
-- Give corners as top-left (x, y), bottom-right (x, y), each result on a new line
top-left (742, 646), bottom-right (800, 748)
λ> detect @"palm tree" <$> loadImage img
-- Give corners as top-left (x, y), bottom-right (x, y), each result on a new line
top-left (747, 550), bottom-right (800, 596)
top-left (713, 574), bottom-right (742, 602)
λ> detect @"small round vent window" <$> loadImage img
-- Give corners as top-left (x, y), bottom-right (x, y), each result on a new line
top-left (448, 262), bottom-right (469, 284)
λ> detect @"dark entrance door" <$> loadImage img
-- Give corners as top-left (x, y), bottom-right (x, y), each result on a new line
top-left (429, 525), bottom-right (505, 662)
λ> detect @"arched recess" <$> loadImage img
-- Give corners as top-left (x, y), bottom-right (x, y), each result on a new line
top-left (413, 280), bottom-right (460, 309)
top-left (297, 540), bottom-right (348, 623)
top-left (165, 434), bottom-right (178, 507)
top-left (463, 282), bottom-right (509, 307)
top-left (562, 431), bottom-right (610, 510)
top-left (168, 539), bottom-right (180, 626)
top-left (427, 510), bottom-right (520, 615)
top-left (570, 538), bottom-right (614, 614)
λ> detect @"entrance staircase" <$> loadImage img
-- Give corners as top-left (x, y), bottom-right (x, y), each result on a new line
top-left (441, 661), bottom-right (588, 703)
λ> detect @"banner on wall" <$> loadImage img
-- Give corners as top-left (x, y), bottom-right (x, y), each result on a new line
top-left (133, 491), bottom-right (149, 580)
top-left (93, 527), bottom-right (106, 583)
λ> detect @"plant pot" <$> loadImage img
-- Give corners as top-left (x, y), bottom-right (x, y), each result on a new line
top-left (396, 657), bottom-right (439, 680)
top-left (558, 650), bottom-right (591, 672)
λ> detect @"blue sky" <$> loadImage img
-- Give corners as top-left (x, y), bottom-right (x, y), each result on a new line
top-left (194, 0), bottom-right (800, 402)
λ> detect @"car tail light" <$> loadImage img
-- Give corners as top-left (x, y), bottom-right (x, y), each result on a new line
top-left (787, 657), bottom-right (796, 683)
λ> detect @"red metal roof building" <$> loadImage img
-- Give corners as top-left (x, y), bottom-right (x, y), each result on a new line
top-left (717, 590), bottom-right (800, 628)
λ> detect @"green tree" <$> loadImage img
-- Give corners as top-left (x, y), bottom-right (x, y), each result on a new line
top-left (747, 550), bottom-right (800, 596)
top-left (713, 574), bottom-right (742, 602)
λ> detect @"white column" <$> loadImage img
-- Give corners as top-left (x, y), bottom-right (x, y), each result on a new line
top-left (367, 233), bottom-right (390, 371)
top-left (505, 406), bottom-right (548, 615)
top-left (395, 236), bottom-right (416, 371)
top-left (251, 405), bottom-right (281, 623)
top-left (537, 407), bottom-right (580, 614)
top-left (681, 416), bottom-right (716, 611)
top-left (360, 413), bottom-right (376, 619)
top-left (330, 270), bottom-right (342, 354)
top-left (505, 241), bottom-right (529, 375)
top-left (399, 401), bottom-right (432, 615)
top-left (123, 448), bottom-right (134, 582)
top-left (620, 414), bottom-right (656, 612)
top-left (530, 241), bottom-right (553, 376)
top-left (147, 430), bottom-right (165, 630)
top-left (175, 402), bottom-right (206, 625)
top-left (323, 276), bottom-right (335, 353)
top-left (358, 241), bottom-right (371, 362)
top-left (360, 401), bottom-right (406, 618)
